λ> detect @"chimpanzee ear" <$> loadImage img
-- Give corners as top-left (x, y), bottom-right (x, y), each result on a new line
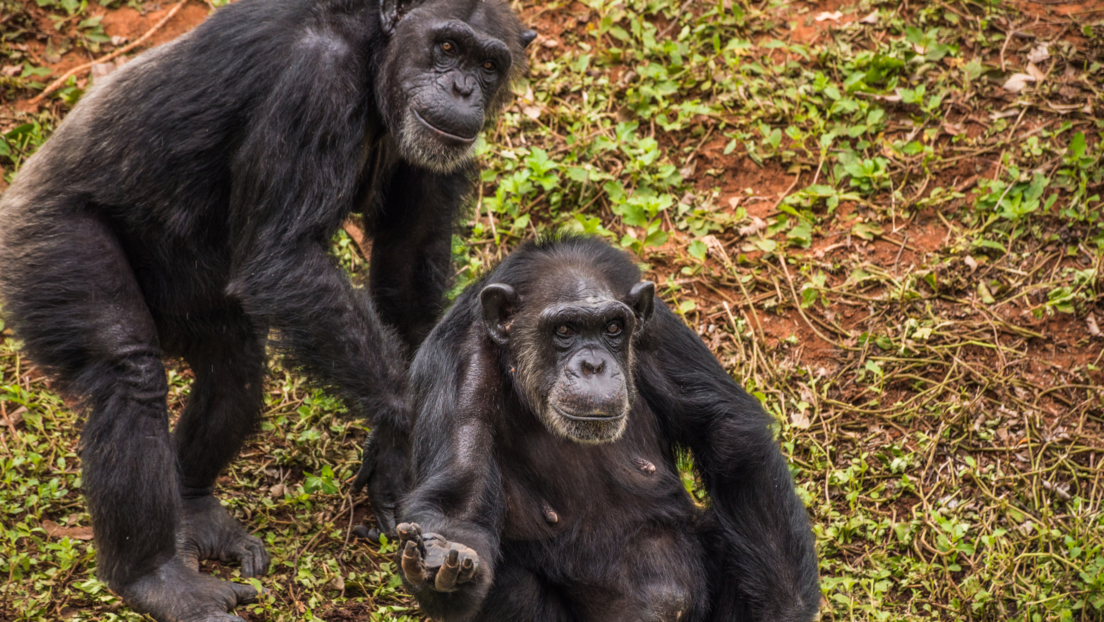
top-left (626, 281), bottom-right (655, 333)
top-left (520, 30), bottom-right (538, 48)
top-left (380, 0), bottom-right (416, 35)
top-left (480, 283), bottom-right (518, 346)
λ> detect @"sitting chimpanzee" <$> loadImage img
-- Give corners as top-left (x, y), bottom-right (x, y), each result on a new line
top-left (392, 235), bottom-right (820, 622)
top-left (0, 0), bottom-right (533, 618)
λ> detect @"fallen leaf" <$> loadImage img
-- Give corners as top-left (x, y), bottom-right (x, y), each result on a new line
top-left (679, 160), bottom-right (696, 178)
top-left (541, 38), bottom-right (559, 48)
top-left (738, 216), bottom-right (767, 237)
top-left (42, 520), bottom-right (94, 541)
top-left (989, 108), bottom-right (1020, 120)
top-left (978, 281), bottom-right (995, 305)
top-left (1, 65), bottom-right (21, 77)
top-left (329, 574), bottom-right (345, 591)
top-left (790, 409), bottom-right (811, 429)
top-left (964, 255), bottom-right (978, 272)
top-left (727, 196), bottom-right (740, 208)
top-left (1002, 73), bottom-right (1035, 93)
top-left (1084, 101), bottom-right (1094, 115)
top-left (859, 10), bottom-right (878, 24)
top-left (522, 105), bottom-right (541, 120)
top-left (701, 234), bottom-right (732, 266)
top-left (1058, 85), bottom-right (1081, 100)
top-left (942, 122), bottom-right (964, 136)
top-left (111, 35), bottom-right (129, 46)
top-left (815, 11), bottom-right (843, 21)
top-left (91, 62), bottom-right (116, 80)
top-left (1026, 44), bottom-right (1049, 64)
top-left (1, 405), bottom-right (27, 427)
top-left (1088, 312), bottom-right (1101, 338)
top-left (1026, 62), bottom-right (1045, 83)
top-left (679, 192), bottom-right (696, 205)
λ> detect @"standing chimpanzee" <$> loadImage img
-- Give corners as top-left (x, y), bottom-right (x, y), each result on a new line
top-left (391, 235), bottom-right (820, 622)
top-left (0, 0), bottom-right (534, 618)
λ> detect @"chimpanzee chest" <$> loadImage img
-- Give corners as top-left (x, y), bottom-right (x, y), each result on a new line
top-left (497, 402), bottom-right (697, 542)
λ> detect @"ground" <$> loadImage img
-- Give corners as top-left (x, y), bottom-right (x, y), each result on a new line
top-left (0, 0), bottom-right (1102, 620)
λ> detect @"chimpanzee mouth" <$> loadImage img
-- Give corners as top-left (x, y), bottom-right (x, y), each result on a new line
top-left (551, 405), bottom-right (626, 422)
top-left (412, 109), bottom-right (478, 144)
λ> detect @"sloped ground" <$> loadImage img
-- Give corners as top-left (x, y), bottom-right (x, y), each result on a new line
top-left (1, 0), bottom-right (1103, 620)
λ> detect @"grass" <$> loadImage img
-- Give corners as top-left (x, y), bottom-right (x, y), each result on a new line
top-left (2, 0), bottom-right (1104, 620)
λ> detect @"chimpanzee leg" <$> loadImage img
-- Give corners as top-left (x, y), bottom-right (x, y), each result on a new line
top-left (0, 213), bottom-right (257, 619)
top-left (573, 529), bottom-right (707, 622)
top-left (698, 510), bottom-right (755, 622)
top-left (171, 313), bottom-right (270, 577)
top-left (476, 562), bottom-right (573, 622)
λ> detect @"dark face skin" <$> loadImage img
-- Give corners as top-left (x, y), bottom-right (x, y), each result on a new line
top-left (481, 273), bottom-right (655, 444)
top-left (380, 0), bottom-right (536, 173)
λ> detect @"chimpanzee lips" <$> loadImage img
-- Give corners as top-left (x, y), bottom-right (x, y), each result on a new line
top-left (551, 404), bottom-right (626, 421)
top-left (412, 108), bottom-right (479, 144)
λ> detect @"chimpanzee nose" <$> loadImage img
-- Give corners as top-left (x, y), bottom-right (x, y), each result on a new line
top-left (453, 75), bottom-right (476, 98)
top-left (578, 355), bottom-right (606, 376)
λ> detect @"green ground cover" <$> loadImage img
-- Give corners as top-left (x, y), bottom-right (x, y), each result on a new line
top-left (1, 0), bottom-right (1103, 620)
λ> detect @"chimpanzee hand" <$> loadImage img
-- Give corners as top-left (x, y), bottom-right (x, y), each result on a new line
top-left (118, 554), bottom-right (261, 622)
top-left (395, 522), bottom-right (479, 592)
top-left (178, 495), bottom-right (270, 579)
top-left (352, 427), bottom-right (409, 540)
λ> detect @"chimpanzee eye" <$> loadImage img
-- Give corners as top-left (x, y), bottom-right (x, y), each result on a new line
top-left (482, 60), bottom-right (496, 71)
top-left (440, 40), bottom-right (457, 55)
top-left (555, 325), bottom-right (574, 337)
top-left (606, 321), bottom-right (623, 336)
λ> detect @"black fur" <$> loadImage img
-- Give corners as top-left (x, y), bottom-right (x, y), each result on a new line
top-left (396, 236), bottom-right (820, 622)
top-left (0, 0), bottom-right (530, 619)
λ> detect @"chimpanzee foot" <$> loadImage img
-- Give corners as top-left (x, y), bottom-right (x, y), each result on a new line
top-left (118, 554), bottom-right (260, 622)
top-left (179, 495), bottom-right (270, 578)
top-left (395, 522), bottom-right (479, 592)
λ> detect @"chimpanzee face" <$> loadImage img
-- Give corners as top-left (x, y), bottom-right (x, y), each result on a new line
top-left (480, 273), bottom-right (655, 444)
top-left (377, 0), bottom-right (535, 173)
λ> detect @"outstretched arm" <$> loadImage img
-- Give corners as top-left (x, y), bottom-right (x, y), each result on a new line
top-left (636, 303), bottom-right (820, 622)
top-left (225, 37), bottom-right (410, 435)
top-left (398, 330), bottom-right (507, 622)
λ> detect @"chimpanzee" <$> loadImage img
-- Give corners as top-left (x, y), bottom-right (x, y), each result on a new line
top-left (0, 0), bottom-right (534, 618)
top-left (392, 236), bottom-right (820, 622)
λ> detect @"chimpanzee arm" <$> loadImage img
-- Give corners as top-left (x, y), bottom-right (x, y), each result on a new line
top-left (636, 303), bottom-right (820, 622)
top-left (225, 37), bottom-right (410, 434)
top-left (399, 330), bottom-right (506, 621)
top-left (368, 162), bottom-right (472, 351)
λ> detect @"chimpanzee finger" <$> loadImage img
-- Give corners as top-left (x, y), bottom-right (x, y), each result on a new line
top-left (401, 540), bottom-right (426, 584)
top-left (457, 555), bottom-right (476, 584)
top-left (435, 549), bottom-right (461, 591)
top-left (396, 522), bottom-right (422, 546)
top-left (240, 538), bottom-right (270, 578)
